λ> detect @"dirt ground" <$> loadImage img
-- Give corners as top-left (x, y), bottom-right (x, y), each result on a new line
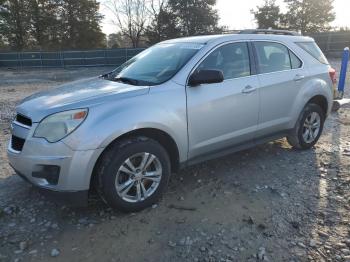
top-left (0, 60), bottom-right (349, 262)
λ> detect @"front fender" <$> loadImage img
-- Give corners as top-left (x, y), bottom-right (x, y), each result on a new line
top-left (62, 83), bottom-right (188, 162)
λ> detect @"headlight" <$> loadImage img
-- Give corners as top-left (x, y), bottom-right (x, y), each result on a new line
top-left (34, 109), bottom-right (88, 142)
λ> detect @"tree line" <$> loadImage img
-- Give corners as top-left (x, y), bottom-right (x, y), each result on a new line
top-left (105, 0), bottom-right (224, 48)
top-left (0, 0), bottom-right (337, 51)
top-left (0, 0), bottom-right (105, 51)
top-left (252, 0), bottom-right (335, 34)
top-left (0, 0), bottom-right (223, 50)
top-left (107, 0), bottom-right (336, 48)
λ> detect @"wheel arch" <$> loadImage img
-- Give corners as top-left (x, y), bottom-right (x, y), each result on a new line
top-left (90, 128), bottom-right (181, 189)
top-left (307, 95), bottom-right (328, 115)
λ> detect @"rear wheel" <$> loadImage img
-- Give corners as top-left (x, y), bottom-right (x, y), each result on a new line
top-left (96, 137), bottom-right (171, 212)
top-left (287, 103), bottom-right (325, 149)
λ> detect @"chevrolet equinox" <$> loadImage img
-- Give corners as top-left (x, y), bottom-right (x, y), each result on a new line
top-left (8, 30), bottom-right (335, 212)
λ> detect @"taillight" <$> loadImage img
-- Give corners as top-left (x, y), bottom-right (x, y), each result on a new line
top-left (329, 68), bottom-right (337, 85)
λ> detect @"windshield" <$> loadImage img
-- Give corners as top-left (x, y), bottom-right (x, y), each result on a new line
top-left (105, 43), bottom-right (204, 86)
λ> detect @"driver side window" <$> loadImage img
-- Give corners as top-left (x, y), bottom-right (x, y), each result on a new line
top-left (198, 42), bottom-right (251, 80)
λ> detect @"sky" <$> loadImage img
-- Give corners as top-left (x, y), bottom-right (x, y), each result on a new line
top-left (99, 0), bottom-right (350, 35)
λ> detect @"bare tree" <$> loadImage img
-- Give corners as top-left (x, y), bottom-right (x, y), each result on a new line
top-left (105, 0), bottom-right (148, 47)
top-left (147, 0), bottom-right (166, 36)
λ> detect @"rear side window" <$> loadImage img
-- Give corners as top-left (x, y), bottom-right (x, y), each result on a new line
top-left (296, 42), bottom-right (328, 64)
top-left (254, 42), bottom-right (292, 73)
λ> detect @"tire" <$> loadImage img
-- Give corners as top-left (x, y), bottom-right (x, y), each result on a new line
top-left (96, 136), bottom-right (171, 212)
top-left (287, 103), bottom-right (325, 150)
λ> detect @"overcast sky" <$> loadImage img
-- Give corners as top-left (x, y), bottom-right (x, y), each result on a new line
top-left (99, 0), bottom-right (350, 35)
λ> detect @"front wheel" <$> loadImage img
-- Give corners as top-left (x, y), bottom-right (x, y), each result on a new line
top-left (96, 137), bottom-right (171, 212)
top-left (287, 103), bottom-right (325, 150)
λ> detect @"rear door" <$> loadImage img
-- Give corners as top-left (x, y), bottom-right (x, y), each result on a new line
top-left (186, 42), bottom-right (260, 159)
top-left (252, 41), bottom-right (305, 137)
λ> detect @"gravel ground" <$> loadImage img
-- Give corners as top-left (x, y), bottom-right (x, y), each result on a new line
top-left (0, 60), bottom-right (349, 262)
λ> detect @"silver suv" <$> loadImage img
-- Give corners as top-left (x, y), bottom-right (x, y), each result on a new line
top-left (8, 31), bottom-right (335, 211)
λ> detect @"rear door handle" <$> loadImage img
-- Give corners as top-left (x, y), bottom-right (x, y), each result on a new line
top-left (242, 85), bottom-right (257, 94)
top-left (294, 74), bottom-right (305, 81)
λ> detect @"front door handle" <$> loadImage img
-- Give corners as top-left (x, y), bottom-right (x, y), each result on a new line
top-left (294, 74), bottom-right (305, 81)
top-left (242, 85), bottom-right (257, 94)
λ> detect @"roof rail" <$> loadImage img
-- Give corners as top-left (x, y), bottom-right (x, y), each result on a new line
top-left (222, 30), bottom-right (241, 35)
top-left (239, 29), bottom-right (301, 36)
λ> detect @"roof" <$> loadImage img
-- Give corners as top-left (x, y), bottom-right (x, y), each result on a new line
top-left (160, 33), bottom-right (313, 45)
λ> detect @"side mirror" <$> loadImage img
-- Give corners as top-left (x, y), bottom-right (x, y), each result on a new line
top-left (188, 69), bottom-right (224, 87)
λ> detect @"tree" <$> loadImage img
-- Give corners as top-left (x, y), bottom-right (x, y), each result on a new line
top-left (108, 33), bottom-right (120, 48)
top-left (251, 0), bottom-right (283, 29)
top-left (107, 32), bottom-right (131, 48)
top-left (0, 0), bottom-right (8, 47)
top-left (145, 0), bottom-right (180, 44)
top-left (284, 0), bottom-right (335, 34)
top-left (28, 0), bottom-right (61, 49)
top-left (105, 0), bottom-right (148, 48)
top-left (0, 0), bottom-right (31, 50)
top-left (0, 0), bottom-right (106, 50)
top-left (339, 27), bottom-right (350, 32)
top-left (168, 0), bottom-right (221, 36)
top-left (60, 0), bottom-right (106, 49)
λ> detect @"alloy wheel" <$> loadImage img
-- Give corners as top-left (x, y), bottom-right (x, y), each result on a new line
top-left (115, 152), bottom-right (162, 203)
top-left (302, 112), bottom-right (321, 144)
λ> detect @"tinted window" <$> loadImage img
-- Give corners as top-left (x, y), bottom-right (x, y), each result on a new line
top-left (198, 42), bottom-right (250, 80)
top-left (296, 42), bottom-right (328, 64)
top-left (289, 50), bottom-right (302, 69)
top-left (255, 42), bottom-right (292, 73)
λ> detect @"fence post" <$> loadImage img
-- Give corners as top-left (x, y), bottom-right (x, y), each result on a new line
top-left (60, 51), bottom-right (65, 68)
top-left (337, 47), bottom-right (349, 99)
top-left (17, 52), bottom-right (20, 69)
top-left (19, 52), bottom-right (23, 69)
top-left (326, 32), bottom-right (332, 55)
top-left (40, 50), bottom-right (43, 69)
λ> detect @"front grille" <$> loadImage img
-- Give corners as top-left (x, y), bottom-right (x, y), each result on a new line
top-left (16, 114), bottom-right (32, 127)
top-left (11, 135), bottom-right (25, 152)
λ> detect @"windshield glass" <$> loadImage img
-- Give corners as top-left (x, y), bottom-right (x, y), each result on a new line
top-left (106, 43), bottom-right (204, 86)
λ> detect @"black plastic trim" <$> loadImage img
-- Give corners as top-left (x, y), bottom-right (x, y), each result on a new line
top-left (247, 42), bottom-right (258, 75)
top-left (16, 114), bottom-right (32, 127)
top-left (181, 130), bottom-right (290, 169)
top-left (13, 167), bottom-right (88, 207)
top-left (32, 165), bottom-right (60, 185)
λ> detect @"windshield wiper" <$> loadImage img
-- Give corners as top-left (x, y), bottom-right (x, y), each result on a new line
top-left (113, 77), bottom-right (156, 86)
top-left (114, 77), bottom-right (140, 85)
top-left (100, 72), bottom-right (113, 79)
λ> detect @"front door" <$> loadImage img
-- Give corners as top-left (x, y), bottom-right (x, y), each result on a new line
top-left (186, 42), bottom-right (260, 159)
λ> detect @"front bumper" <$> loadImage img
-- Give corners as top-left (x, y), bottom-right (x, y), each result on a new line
top-left (13, 168), bottom-right (89, 206)
top-left (7, 135), bottom-right (104, 205)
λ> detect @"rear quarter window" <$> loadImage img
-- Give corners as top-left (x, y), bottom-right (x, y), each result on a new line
top-left (296, 42), bottom-right (328, 64)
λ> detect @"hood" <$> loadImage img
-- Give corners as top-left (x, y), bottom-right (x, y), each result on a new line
top-left (17, 77), bottom-right (149, 122)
